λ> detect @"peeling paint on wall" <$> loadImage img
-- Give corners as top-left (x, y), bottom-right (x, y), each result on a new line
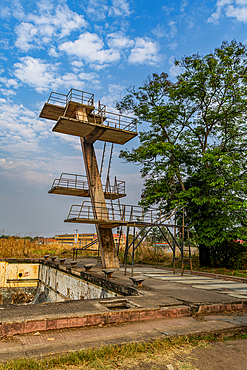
top-left (36, 264), bottom-right (120, 302)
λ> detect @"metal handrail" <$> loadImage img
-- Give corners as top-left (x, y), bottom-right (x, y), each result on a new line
top-left (66, 89), bottom-right (94, 106)
top-left (47, 92), bottom-right (67, 107)
top-left (67, 201), bottom-right (160, 223)
top-left (51, 173), bottom-right (126, 194)
top-left (103, 111), bottom-right (137, 132)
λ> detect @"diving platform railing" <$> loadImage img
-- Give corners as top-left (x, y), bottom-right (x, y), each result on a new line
top-left (49, 173), bottom-right (126, 199)
top-left (47, 89), bottom-right (95, 108)
top-left (73, 238), bottom-right (99, 260)
top-left (65, 201), bottom-right (162, 227)
top-left (39, 88), bottom-right (138, 143)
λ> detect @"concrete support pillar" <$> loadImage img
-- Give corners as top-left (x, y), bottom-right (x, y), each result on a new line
top-left (80, 137), bottom-right (120, 269)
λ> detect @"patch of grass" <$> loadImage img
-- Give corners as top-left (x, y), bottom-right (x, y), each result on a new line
top-left (172, 259), bottom-right (247, 279)
top-left (1, 333), bottom-right (247, 370)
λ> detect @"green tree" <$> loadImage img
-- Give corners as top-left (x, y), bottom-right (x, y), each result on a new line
top-left (117, 40), bottom-right (247, 267)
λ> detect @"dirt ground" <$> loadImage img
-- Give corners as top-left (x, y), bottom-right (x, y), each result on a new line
top-left (109, 339), bottom-right (246, 370)
top-left (180, 338), bottom-right (247, 370)
top-left (120, 338), bottom-right (247, 370)
top-left (59, 338), bottom-right (247, 370)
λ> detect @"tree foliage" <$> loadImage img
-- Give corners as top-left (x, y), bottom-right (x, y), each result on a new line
top-left (117, 40), bottom-right (247, 267)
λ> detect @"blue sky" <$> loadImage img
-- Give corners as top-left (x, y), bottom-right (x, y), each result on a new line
top-left (1, 0), bottom-right (247, 237)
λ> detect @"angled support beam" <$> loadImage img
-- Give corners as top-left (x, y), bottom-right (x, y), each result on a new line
top-left (85, 127), bottom-right (107, 144)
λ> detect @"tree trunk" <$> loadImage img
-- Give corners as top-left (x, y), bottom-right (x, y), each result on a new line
top-left (198, 244), bottom-right (211, 267)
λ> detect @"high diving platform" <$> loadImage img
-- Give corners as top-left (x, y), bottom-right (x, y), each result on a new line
top-left (49, 173), bottom-right (126, 200)
top-left (39, 89), bottom-right (138, 145)
top-left (64, 201), bottom-right (163, 229)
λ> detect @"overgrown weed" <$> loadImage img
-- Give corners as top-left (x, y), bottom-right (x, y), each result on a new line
top-left (0, 237), bottom-right (98, 259)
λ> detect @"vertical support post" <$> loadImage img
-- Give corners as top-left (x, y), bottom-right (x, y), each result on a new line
top-left (124, 226), bottom-right (130, 275)
top-left (131, 226), bottom-right (135, 277)
top-left (116, 226), bottom-right (122, 256)
top-left (187, 228), bottom-right (193, 273)
top-left (181, 207), bottom-right (185, 276)
top-left (81, 137), bottom-right (120, 269)
top-left (173, 224), bottom-right (176, 274)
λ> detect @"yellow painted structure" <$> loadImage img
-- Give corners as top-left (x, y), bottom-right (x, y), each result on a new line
top-left (0, 262), bottom-right (39, 289)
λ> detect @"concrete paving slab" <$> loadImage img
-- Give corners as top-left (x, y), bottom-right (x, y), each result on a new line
top-left (220, 290), bottom-right (247, 294)
top-left (120, 268), bottom-right (168, 273)
top-left (167, 288), bottom-right (241, 303)
top-left (205, 315), bottom-right (247, 325)
top-left (162, 279), bottom-right (216, 284)
top-left (143, 275), bottom-right (214, 281)
top-left (227, 293), bottom-right (247, 298)
top-left (209, 281), bottom-right (247, 289)
top-left (195, 280), bottom-right (247, 285)
top-left (192, 283), bottom-right (247, 290)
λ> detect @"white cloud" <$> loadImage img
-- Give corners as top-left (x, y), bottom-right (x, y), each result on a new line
top-left (180, 0), bottom-right (188, 13)
top-left (71, 60), bottom-right (84, 68)
top-left (0, 89), bottom-right (17, 96)
top-left (86, 0), bottom-right (108, 20)
top-left (0, 158), bottom-right (16, 170)
top-left (0, 75), bottom-right (19, 96)
top-left (226, 3), bottom-right (247, 20)
top-left (13, 56), bottom-right (57, 93)
top-left (152, 23), bottom-right (167, 38)
top-left (15, 23), bottom-right (38, 51)
top-left (100, 84), bottom-right (126, 112)
top-left (48, 47), bottom-right (59, 58)
top-left (162, 6), bottom-right (175, 16)
top-left (168, 21), bottom-right (177, 38)
top-left (107, 33), bottom-right (134, 49)
top-left (128, 38), bottom-right (160, 65)
top-left (168, 42), bottom-right (178, 50)
top-left (14, 3), bottom-right (87, 51)
top-left (208, 0), bottom-right (247, 23)
top-left (59, 32), bottom-right (120, 65)
top-left (108, 0), bottom-right (131, 17)
top-left (21, 170), bottom-right (53, 184)
top-left (0, 0), bottom-right (26, 20)
top-left (13, 56), bottom-right (100, 92)
top-left (0, 98), bottom-right (52, 154)
top-left (0, 157), bottom-right (54, 185)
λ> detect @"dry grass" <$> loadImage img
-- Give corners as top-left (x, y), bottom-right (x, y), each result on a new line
top-left (118, 242), bottom-right (182, 267)
top-left (1, 334), bottom-right (245, 370)
top-left (0, 335), bottom-right (208, 370)
top-left (0, 238), bottom-right (98, 259)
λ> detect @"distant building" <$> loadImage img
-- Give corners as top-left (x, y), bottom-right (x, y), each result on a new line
top-left (55, 233), bottom-right (96, 245)
top-left (37, 237), bottom-right (57, 244)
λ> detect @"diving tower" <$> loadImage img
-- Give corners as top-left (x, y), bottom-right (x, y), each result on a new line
top-left (40, 88), bottom-right (138, 269)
